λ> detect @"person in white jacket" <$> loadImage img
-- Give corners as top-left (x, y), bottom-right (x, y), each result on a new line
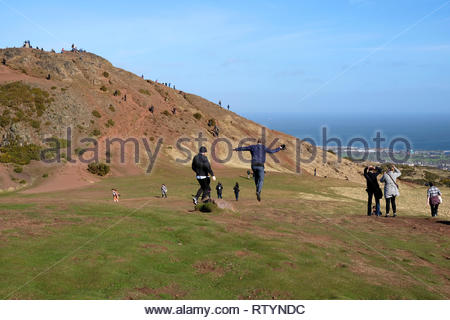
top-left (380, 166), bottom-right (401, 217)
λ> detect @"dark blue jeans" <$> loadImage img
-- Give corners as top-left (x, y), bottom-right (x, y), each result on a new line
top-left (252, 165), bottom-right (265, 193)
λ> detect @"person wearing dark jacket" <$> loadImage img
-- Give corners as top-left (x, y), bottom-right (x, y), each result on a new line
top-left (233, 139), bottom-right (285, 201)
top-left (216, 182), bottom-right (223, 199)
top-left (364, 166), bottom-right (383, 216)
top-left (192, 146), bottom-right (216, 205)
top-left (233, 182), bottom-right (240, 201)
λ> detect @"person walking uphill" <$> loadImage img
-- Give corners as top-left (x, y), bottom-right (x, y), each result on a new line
top-left (192, 146), bottom-right (216, 205)
top-left (216, 182), bottom-right (223, 199)
top-left (427, 182), bottom-right (442, 217)
top-left (363, 166), bottom-right (383, 216)
top-left (233, 139), bottom-right (286, 201)
top-left (233, 182), bottom-right (240, 201)
top-left (380, 165), bottom-right (401, 217)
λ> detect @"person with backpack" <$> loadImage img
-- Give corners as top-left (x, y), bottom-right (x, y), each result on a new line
top-left (380, 165), bottom-right (401, 217)
top-left (161, 184), bottom-right (168, 198)
top-left (192, 146), bottom-right (216, 205)
top-left (427, 182), bottom-right (442, 217)
top-left (363, 165), bottom-right (383, 216)
top-left (233, 182), bottom-right (240, 201)
top-left (216, 182), bottom-right (223, 199)
top-left (233, 139), bottom-right (286, 201)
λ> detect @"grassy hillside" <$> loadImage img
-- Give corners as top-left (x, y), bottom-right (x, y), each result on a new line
top-left (0, 166), bottom-right (448, 299)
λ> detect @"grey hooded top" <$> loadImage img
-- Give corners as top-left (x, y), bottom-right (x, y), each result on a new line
top-left (380, 168), bottom-right (401, 199)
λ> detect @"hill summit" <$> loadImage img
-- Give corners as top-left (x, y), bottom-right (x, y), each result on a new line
top-left (0, 47), bottom-right (359, 192)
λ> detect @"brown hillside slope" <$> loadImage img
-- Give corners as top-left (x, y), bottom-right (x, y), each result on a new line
top-left (0, 48), bottom-right (362, 192)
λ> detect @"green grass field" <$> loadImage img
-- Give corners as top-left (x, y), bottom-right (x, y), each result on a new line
top-left (0, 165), bottom-right (449, 299)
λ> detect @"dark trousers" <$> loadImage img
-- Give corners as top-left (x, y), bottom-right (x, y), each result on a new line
top-left (252, 165), bottom-right (265, 193)
top-left (367, 190), bottom-right (381, 216)
top-left (430, 202), bottom-right (439, 217)
top-left (217, 191), bottom-right (222, 199)
top-left (386, 196), bottom-right (397, 214)
top-left (195, 177), bottom-right (211, 201)
top-left (234, 192), bottom-right (239, 201)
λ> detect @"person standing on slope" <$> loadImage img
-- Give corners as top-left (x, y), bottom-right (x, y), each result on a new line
top-left (233, 182), bottom-right (240, 201)
top-left (363, 166), bottom-right (383, 216)
top-left (192, 146), bottom-right (216, 205)
top-left (233, 139), bottom-right (286, 201)
top-left (380, 165), bottom-right (401, 217)
top-left (427, 182), bottom-right (442, 217)
top-left (216, 182), bottom-right (223, 199)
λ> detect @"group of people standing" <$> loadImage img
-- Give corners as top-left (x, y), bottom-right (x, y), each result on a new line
top-left (364, 165), bottom-right (401, 217)
top-left (215, 182), bottom-right (241, 201)
top-left (364, 165), bottom-right (443, 217)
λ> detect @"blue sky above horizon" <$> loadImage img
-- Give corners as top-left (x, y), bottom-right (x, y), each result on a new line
top-left (1, 0), bottom-right (450, 115)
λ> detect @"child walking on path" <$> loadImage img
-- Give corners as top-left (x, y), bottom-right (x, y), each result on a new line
top-left (161, 184), bottom-right (168, 198)
top-left (112, 189), bottom-right (120, 203)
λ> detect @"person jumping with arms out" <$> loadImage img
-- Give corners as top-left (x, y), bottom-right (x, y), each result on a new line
top-left (233, 139), bottom-right (286, 201)
top-left (192, 146), bottom-right (216, 205)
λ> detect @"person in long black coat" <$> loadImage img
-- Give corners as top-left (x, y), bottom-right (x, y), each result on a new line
top-left (363, 166), bottom-right (383, 216)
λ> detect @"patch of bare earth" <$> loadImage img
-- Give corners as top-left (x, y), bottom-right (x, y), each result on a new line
top-left (238, 288), bottom-right (292, 300)
top-left (193, 260), bottom-right (226, 277)
top-left (129, 283), bottom-right (187, 299)
top-left (140, 243), bottom-right (169, 254)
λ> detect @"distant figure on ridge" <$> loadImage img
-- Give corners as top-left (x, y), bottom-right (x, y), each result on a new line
top-left (227, 104), bottom-right (230, 110)
top-left (233, 139), bottom-right (286, 201)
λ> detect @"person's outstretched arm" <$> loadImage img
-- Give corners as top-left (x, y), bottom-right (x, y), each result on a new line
top-left (265, 146), bottom-right (282, 153)
top-left (394, 167), bottom-right (401, 178)
top-left (234, 145), bottom-right (252, 152)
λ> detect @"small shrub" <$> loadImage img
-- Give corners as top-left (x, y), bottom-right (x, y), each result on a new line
top-left (19, 179), bottom-right (26, 184)
top-left (113, 90), bottom-right (121, 96)
top-left (51, 86), bottom-right (57, 90)
top-left (207, 118), bottom-right (216, 127)
top-left (100, 85), bottom-right (107, 92)
top-left (139, 89), bottom-right (151, 96)
top-left (109, 105), bottom-right (115, 112)
top-left (424, 170), bottom-right (439, 182)
top-left (0, 140), bottom-right (41, 165)
top-left (61, 88), bottom-right (66, 92)
top-left (91, 129), bottom-right (101, 136)
top-left (14, 166), bottom-right (23, 173)
top-left (92, 110), bottom-right (101, 118)
top-left (103, 71), bottom-right (109, 78)
top-left (87, 162), bottom-right (110, 176)
top-left (42, 173), bottom-right (48, 178)
top-left (193, 112), bottom-right (202, 120)
top-left (30, 119), bottom-right (40, 129)
top-left (162, 110), bottom-right (170, 117)
top-left (195, 202), bottom-right (219, 213)
top-left (105, 119), bottom-right (115, 127)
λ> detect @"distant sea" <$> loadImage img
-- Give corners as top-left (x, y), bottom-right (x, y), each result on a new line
top-left (245, 113), bottom-right (450, 151)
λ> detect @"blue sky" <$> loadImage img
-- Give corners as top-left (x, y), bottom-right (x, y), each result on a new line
top-left (1, 0), bottom-right (450, 115)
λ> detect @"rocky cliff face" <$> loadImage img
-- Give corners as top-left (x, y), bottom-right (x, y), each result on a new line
top-left (0, 47), bottom-right (362, 190)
